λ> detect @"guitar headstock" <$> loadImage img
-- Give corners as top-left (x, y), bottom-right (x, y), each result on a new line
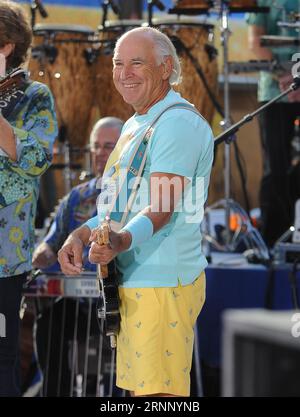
top-left (96, 218), bottom-right (111, 278)
top-left (0, 68), bottom-right (27, 98)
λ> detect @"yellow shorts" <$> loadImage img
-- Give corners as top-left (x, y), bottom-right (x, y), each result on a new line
top-left (116, 272), bottom-right (206, 396)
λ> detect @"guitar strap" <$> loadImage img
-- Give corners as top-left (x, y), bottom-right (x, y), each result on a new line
top-left (0, 69), bottom-right (31, 120)
top-left (105, 102), bottom-right (202, 231)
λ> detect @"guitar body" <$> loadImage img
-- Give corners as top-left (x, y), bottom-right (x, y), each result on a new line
top-left (96, 220), bottom-right (120, 349)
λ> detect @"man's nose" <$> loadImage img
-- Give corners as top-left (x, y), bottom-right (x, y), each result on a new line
top-left (120, 64), bottom-right (132, 79)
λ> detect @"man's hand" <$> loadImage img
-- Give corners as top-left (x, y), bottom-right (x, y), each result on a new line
top-left (89, 228), bottom-right (131, 265)
top-left (32, 242), bottom-right (57, 269)
top-left (58, 235), bottom-right (84, 275)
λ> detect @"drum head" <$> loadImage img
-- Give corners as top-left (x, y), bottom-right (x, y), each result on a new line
top-left (145, 17), bottom-right (214, 31)
top-left (98, 19), bottom-right (143, 32)
top-left (33, 23), bottom-right (95, 36)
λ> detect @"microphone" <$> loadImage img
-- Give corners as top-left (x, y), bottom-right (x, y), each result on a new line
top-left (149, 0), bottom-right (166, 11)
top-left (292, 75), bottom-right (300, 89)
top-left (35, 0), bottom-right (48, 18)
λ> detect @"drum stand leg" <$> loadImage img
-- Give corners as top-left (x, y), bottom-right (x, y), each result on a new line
top-left (64, 141), bottom-right (72, 194)
top-left (207, 1), bottom-right (249, 253)
top-left (220, 1), bottom-right (233, 248)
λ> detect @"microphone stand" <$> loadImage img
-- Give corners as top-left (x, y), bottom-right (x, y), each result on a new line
top-left (214, 77), bottom-right (300, 146)
top-left (204, 77), bottom-right (300, 260)
top-left (218, 0), bottom-right (232, 247)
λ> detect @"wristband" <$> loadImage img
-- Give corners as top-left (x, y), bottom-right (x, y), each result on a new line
top-left (122, 215), bottom-right (154, 250)
top-left (84, 215), bottom-right (98, 231)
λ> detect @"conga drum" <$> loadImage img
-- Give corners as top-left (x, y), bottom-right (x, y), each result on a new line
top-left (29, 24), bottom-right (97, 147)
top-left (148, 18), bottom-right (218, 123)
top-left (95, 20), bottom-right (143, 122)
top-left (171, 0), bottom-right (210, 10)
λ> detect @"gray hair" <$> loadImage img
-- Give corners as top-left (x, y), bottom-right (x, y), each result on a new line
top-left (90, 116), bottom-right (124, 145)
top-left (114, 26), bottom-right (182, 86)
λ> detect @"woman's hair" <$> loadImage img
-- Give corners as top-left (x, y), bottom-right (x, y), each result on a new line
top-left (114, 26), bottom-right (182, 86)
top-left (0, 0), bottom-right (32, 70)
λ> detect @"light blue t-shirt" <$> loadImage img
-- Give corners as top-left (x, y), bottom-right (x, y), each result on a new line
top-left (85, 89), bottom-right (214, 288)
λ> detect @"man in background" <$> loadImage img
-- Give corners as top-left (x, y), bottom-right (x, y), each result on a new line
top-left (32, 116), bottom-right (124, 270)
top-left (247, 0), bottom-right (300, 247)
top-left (24, 117), bottom-right (123, 397)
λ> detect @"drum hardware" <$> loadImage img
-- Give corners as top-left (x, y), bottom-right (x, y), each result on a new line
top-left (101, 0), bottom-right (120, 28)
top-left (30, 1), bottom-right (48, 30)
top-left (260, 35), bottom-right (300, 47)
top-left (168, 0), bottom-right (269, 15)
top-left (205, 43), bottom-right (219, 61)
top-left (101, 40), bottom-right (119, 56)
top-left (29, 25), bottom-right (97, 148)
top-left (227, 59), bottom-right (293, 74)
top-left (277, 21), bottom-right (300, 30)
top-left (31, 44), bottom-right (58, 65)
top-left (147, 0), bottom-right (166, 26)
top-left (83, 47), bottom-right (100, 65)
top-left (32, 41), bottom-right (101, 66)
top-left (168, 0), bottom-right (211, 15)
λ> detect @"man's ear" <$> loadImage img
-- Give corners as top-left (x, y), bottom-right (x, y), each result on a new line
top-left (162, 56), bottom-right (173, 81)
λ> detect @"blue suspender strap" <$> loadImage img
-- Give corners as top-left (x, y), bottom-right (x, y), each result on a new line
top-left (108, 103), bottom-right (202, 229)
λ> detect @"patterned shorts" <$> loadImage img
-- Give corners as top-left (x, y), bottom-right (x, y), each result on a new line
top-left (116, 272), bottom-right (206, 396)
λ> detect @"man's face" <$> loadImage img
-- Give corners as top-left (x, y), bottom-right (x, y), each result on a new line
top-left (90, 126), bottom-right (119, 176)
top-left (113, 32), bottom-right (170, 114)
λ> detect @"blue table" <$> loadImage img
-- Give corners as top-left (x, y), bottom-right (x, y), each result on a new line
top-left (197, 254), bottom-right (300, 367)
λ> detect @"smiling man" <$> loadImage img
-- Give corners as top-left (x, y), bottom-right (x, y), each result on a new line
top-left (58, 27), bottom-right (214, 397)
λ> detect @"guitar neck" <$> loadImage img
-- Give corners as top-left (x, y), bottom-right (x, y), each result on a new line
top-left (97, 263), bottom-right (108, 279)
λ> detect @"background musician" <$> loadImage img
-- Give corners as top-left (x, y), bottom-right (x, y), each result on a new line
top-left (0, 0), bottom-right (57, 396)
top-left (247, 0), bottom-right (300, 247)
top-left (32, 117), bottom-right (124, 271)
